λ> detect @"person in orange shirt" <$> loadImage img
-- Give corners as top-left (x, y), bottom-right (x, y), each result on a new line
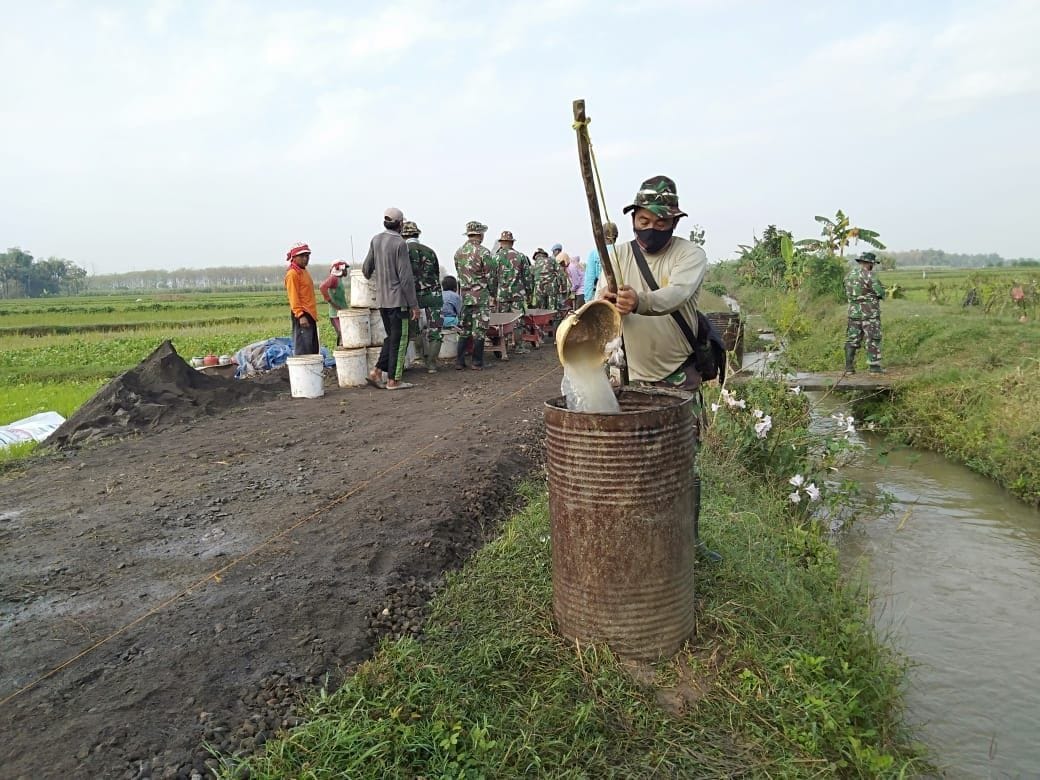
top-left (284, 242), bottom-right (319, 355)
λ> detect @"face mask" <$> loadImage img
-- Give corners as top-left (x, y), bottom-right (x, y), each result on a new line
top-left (635, 226), bottom-right (674, 254)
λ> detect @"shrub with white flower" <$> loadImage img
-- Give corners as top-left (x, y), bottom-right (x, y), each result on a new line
top-left (787, 473), bottom-right (821, 503)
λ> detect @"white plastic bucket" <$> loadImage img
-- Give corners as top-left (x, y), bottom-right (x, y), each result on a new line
top-left (350, 269), bottom-right (377, 309)
top-left (333, 348), bottom-right (367, 387)
top-left (366, 346), bottom-right (383, 374)
top-left (439, 331), bottom-right (459, 360)
top-left (338, 309), bottom-right (371, 349)
top-left (369, 309), bottom-right (387, 345)
top-left (286, 355), bottom-right (325, 398)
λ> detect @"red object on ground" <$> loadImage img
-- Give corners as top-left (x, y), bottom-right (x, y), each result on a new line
top-left (203, 354), bottom-right (219, 367)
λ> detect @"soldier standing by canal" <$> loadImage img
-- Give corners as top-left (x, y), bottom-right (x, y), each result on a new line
top-left (401, 220), bottom-right (443, 373)
top-left (844, 252), bottom-right (886, 374)
top-left (453, 221), bottom-right (493, 370)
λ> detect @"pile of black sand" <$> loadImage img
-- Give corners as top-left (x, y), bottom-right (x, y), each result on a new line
top-left (48, 340), bottom-right (281, 450)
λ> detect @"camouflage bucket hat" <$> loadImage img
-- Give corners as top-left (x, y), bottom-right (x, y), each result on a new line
top-left (622, 175), bottom-right (688, 219)
top-left (499, 230), bottom-right (514, 242)
top-left (533, 247), bottom-right (548, 258)
top-left (401, 220), bottom-right (420, 238)
top-left (464, 220), bottom-right (488, 235)
top-left (855, 252), bottom-right (877, 264)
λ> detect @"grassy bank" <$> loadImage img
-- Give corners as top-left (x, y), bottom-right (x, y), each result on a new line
top-left (227, 392), bottom-right (923, 778)
top-left (711, 264), bottom-right (1040, 505)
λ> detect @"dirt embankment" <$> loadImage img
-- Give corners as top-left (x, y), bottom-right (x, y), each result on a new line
top-left (0, 343), bottom-right (560, 779)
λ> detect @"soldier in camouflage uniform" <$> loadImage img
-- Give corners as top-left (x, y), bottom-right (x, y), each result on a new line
top-left (493, 230), bottom-right (531, 353)
top-left (401, 220), bottom-right (444, 373)
top-left (844, 252), bottom-right (886, 373)
top-left (453, 221), bottom-right (493, 370)
top-left (531, 248), bottom-right (554, 309)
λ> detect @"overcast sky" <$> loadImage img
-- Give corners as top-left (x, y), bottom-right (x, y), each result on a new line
top-left (2, 0), bottom-right (1038, 274)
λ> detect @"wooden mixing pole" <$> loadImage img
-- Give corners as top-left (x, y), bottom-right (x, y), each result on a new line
top-left (573, 98), bottom-right (627, 385)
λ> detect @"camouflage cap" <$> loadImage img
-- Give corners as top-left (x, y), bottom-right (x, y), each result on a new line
top-left (464, 220), bottom-right (488, 235)
top-left (499, 230), bottom-right (515, 242)
top-left (622, 175), bottom-right (688, 219)
top-left (855, 252), bottom-right (877, 264)
top-left (401, 220), bottom-right (421, 238)
top-left (532, 247), bottom-right (548, 258)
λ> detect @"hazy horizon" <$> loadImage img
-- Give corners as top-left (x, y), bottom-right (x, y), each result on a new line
top-left (2, 1), bottom-right (1037, 275)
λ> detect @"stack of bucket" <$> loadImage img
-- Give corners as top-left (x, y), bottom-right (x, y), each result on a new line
top-left (330, 269), bottom-right (376, 387)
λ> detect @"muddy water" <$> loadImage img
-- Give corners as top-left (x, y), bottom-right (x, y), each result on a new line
top-left (811, 397), bottom-right (1040, 776)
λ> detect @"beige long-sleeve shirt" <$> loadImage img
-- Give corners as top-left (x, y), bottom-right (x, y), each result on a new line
top-left (597, 237), bottom-right (707, 382)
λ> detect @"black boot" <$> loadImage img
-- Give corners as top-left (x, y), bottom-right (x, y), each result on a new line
top-left (455, 336), bottom-right (467, 370)
top-left (471, 338), bottom-right (485, 370)
top-left (844, 345), bottom-right (857, 374)
top-left (693, 476), bottom-right (722, 563)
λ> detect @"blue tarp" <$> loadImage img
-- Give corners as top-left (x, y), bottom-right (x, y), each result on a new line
top-left (234, 337), bottom-right (335, 379)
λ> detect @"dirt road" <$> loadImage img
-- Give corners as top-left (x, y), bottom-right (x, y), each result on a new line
top-left (0, 348), bottom-right (561, 779)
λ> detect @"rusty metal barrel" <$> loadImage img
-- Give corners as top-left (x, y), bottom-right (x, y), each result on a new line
top-left (544, 387), bottom-right (698, 659)
top-left (706, 311), bottom-right (744, 369)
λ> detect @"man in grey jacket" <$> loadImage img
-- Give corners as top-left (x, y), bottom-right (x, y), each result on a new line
top-left (362, 207), bottom-right (420, 389)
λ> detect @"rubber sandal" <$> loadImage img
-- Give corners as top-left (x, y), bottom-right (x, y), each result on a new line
top-left (386, 382), bottom-right (414, 390)
top-left (366, 375), bottom-right (386, 389)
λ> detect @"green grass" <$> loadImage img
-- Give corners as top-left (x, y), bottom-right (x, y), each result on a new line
top-left (228, 459), bottom-right (923, 779)
top-left (709, 264), bottom-right (1040, 504)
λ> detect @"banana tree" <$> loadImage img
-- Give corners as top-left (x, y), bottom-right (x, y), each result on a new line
top-left (795, 210), bottom-right (885, 257)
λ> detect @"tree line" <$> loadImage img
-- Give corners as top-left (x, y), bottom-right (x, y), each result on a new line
top-left (0, 248), bottom-right (88, 298)
top-left (85, 266), bottom-right (287, 292)
top-left (887, 248), bottom-right (1039, 268)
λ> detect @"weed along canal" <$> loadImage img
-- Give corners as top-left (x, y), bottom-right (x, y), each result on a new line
top-left (837, 438), bottom-right (1040, 776)
top-left (786, 377), bottom-right (1040, 776)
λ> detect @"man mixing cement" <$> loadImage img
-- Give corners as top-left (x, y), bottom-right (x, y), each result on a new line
top-left (596, 175), bottom-right (707, 390)
top-left (595, 175), bottom-right (717, 561)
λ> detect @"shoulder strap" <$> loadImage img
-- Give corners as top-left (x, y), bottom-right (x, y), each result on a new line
top-left (629, 240), bottom-right (697, 351)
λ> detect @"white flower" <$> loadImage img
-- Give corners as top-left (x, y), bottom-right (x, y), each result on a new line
top-left (790, 386), bottom-right (802, 395)
top-left (788, 491), bottom-right (802, 504)
top-left (753, 415), bottom-right (772, 439)
top-left (805, 483), bottom-right (821, 501)
top-left (789, 474), bottom-right (805, 487)
top-left (733, 398), bottom-right (747, 409)
top-left (710, 402), bottom-right (720, 413)
top-left (753, 409), bottom-right (764, 419)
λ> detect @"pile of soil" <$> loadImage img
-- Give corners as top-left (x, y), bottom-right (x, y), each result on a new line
top-left (48, 341), bottom-right (280, 450)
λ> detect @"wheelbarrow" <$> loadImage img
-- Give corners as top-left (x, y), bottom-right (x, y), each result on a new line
top-left (522, 308), bottom-right (556, 348)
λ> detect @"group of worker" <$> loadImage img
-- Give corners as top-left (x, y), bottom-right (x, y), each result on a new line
top-left (284, 208), bottom-right (630, 388)
top-left (282, 175), bottom-right (713, 390)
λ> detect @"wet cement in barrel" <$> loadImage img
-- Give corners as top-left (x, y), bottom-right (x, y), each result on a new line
top-left (559, 336), bottom-right (620, 414)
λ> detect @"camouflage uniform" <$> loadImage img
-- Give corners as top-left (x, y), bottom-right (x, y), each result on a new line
top-left (553, 260), bottom-right (572, 310)
top-left (844, 255), bottom-right (885, 372)
top-left (493, 233), bottom-right (529, 314)
top-left (532, 250), bottom-right (555, 309)
top-left (453, 221), bottom-right (493, 368)
top-left (402, 221), bottom-right (443, 371)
